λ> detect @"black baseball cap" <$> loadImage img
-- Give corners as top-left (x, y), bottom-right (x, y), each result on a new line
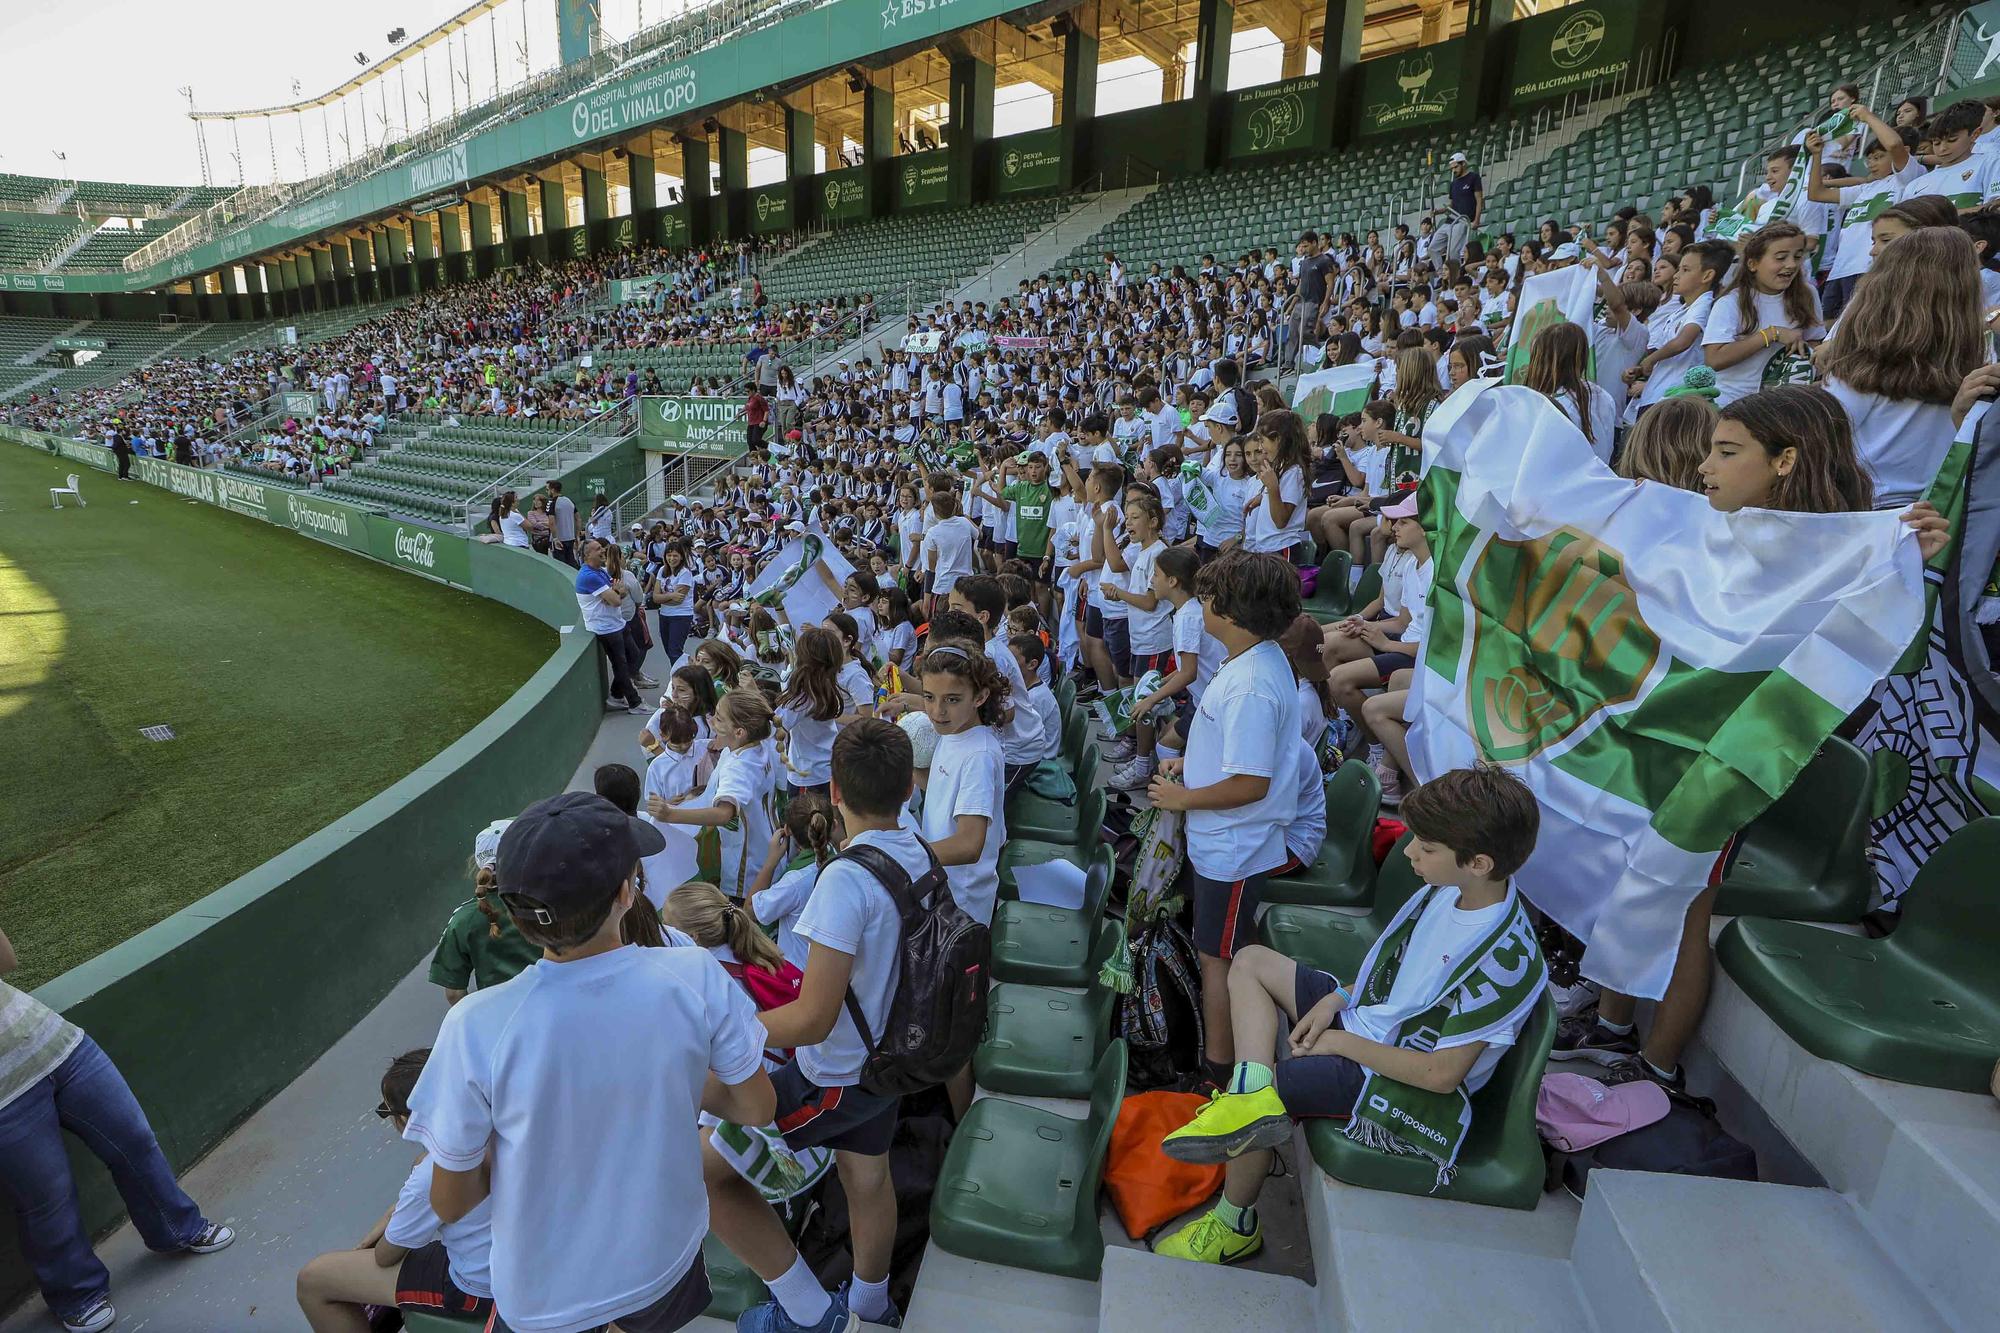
top-left (497, 792), bottom-right (665, 923)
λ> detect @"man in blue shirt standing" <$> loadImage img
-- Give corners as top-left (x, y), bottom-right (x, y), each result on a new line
top-left (576, 539), bottom-right (645, 713)
top-left (1435, 152), bottom-right (1484, 272)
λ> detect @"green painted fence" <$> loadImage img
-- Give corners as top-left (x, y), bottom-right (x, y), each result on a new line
top-left (0, 425), bottom-right (602, 1314)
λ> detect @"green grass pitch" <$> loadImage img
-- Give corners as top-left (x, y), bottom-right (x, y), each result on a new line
top-left (0, 445), bottom-right (553, 989)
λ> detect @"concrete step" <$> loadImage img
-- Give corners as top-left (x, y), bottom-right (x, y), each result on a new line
top-left (904, 1240), bottom-right (1099, 1333)
top-left (1570, 1170), bottom-right (1947, 1332)
top-left (1298, 1132), bottom-right (1590, 1331)
top-left (1696, 963), bottom-right (2000, 1330)
top-left (1095, 1245), bottom-right (1312, 1333)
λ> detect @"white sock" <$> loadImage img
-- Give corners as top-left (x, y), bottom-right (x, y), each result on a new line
top-left (768, 1255), bottom-right (831, 1327)
top-left (1349, 564), bottom-right (1364, 588)
top-left (1157, 742), bottom-right (1183, 761)
top-left (848, 1273), bottom-right (893, 1321)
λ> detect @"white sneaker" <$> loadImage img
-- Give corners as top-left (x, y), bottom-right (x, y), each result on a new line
top-left (1375, 761), bottom-right (1405, 807)
top-left (1101, 736), bottom-right (1138, 764)
top-left (62, 1298), bottom-right (115, 1333)
top-left (634, 674), bottom-right (660, 689)
top-left (1109, 757), bottom-right (1156, 790)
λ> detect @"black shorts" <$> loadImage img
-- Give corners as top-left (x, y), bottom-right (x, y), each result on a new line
top-left (1132, 650), bottom-right (1173, 677)
top-left (1085, 604), bottom-right (1106, 639)
top-left (397, 1241), bottom-right (493, 1322)
top-left (1191, 868), bottom-right (1267, 959)
top-left (1002, 540), bottom-right (1020, 561)
top-left (771, 1059), bottom-right (898, 1156)
top-left (1017, 552), bottom-right (1050, 583)
top-left (1274, 965), bottom-right (1368, 1118)
top-left (487, 1255), bottom-right (707, 1333)
top-left (1371, 651), bottom-right (1417, 683)
top-left (1103, 617), bottom-right (1133, 677)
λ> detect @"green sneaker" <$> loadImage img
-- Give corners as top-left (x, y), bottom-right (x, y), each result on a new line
top-left (1153, 1206), bottom-right (1263, 1266)
top-left (1160, 1085), bottom-right (1293, 1164)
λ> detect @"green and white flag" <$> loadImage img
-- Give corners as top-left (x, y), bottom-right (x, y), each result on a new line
top-left (1501, 264), bottom-right (1596, 381)
top-left (1758, 107), bottom-right (1858, 229)
top-left (1291, 362), bottom-right (1377, 420)
top-left (1408, 382), bottom-right (1923, 997)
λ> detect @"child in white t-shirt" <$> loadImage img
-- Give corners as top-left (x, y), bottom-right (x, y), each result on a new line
top-left (748, 791), bottom-right (843, 970)
top-left (913, 616), bottom-right (1010, 929)
top-left (1100, 490), bottom-right (1172, 789)
top-left (654, 689), bottom-right (781, 899)
top-left (1146, 551), bottom-right (1303, 1089)
top-left (1701, 222), bottom-right (1825, 406)
top-left (404, 793), bottom-right (773, 1333)
top-left (1009, 634), bottom-right (1064, 764)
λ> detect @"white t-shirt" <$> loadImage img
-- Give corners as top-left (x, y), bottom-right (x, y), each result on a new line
top-left (1402, 555), bottom-right (1436, 644)
top-left (876, 619), bottom-right (917, 667)
top-left (1242, 465), bottom-right (1308, 553)
top-left (658, 568), bottom-right (697, 618)
top-left (921, 726), bottom-right (1007, 926)
top-left (896, 507), bottom-right (926, 564)
top-left (1184, 640), bottom-right (1300, 881)
top-left (1123, 539), bottom-right (1173, 653)
top-left (777, 697), bottom-right (840, 787)
top-left (1551, 384), bottom-right (1620, 462)
top-left (752, 860), bottom-right (820, 969)
top-left (1701, 288), bottom-right (1825, 407)
top-left (1590, 318), bottom-right (1648, 415)
top-left (1283, 739), bottom-right (1328, 864)
top-left (794, 829), bottom-right (923, 1085)
top-left (388, 1155), bottom-right (494, 1299)
top-left (1338, 886), bottom-right (1529, 1095)
top-left (404, 947), bottom-right (764, 1333)
top-left (1197, 469), bottom-right (1259, 545)
top-left (1900, 154), bottom-right (2000, 212)
top-left (1823, 377), bottom-right (1956, 509)
top-left (1828, 162), bottom-right (1925, 283)
top-left (1172, 597), bottom-right (1222, 702)
top-left (1024, 681), bottom-right (1063, 763)
top-left (1635, 291), bottom-right (1715, 411)
top-left (985, 634), bottom-right (1047, 764)
top-left (500, 510), bottom-right (531, 548)
top-left (703, 742), bottom-right (778, 896)
top-left (925, 515), bottom-right (978, 592)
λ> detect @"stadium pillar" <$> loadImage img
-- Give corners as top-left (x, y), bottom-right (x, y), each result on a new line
top-left (1191, 0), bottom-right (1233, 171)
top-left (438, 209), bottom-right (468, 285)
top-left (325, 243), bottom-right (352, 307)
top-left (469, 199), bottom-right (498, 277)
top-left (411, 215), bottom-right (438, 292)
top-left (861, 83), bottom-right (894, 220)
top-left (352, 236), bottom-right (380, 304)
top-left (580, 163), bottom-right (610, 253)
top-left (503, 188), bottom-right (533, 264)
top-left (785, 105), bottom-right (816, 183)
top-left (679, 133), bottom-right (712, 245)
top-left (243, 264), bottom-right (268, 320)
top-left (1058, 23), bottom-right (1098, 191)
top-left (261, 261), bottom-right (287, 316)
top-left (718, 125), bottom-right (749, 238)
top-left (629, 149), bottom-right (657, 215)
top-left (373, 228), bottom-right (400, 298)
top-left (1458, 0), bottom-right (1515, 127)
top-left (1319, 0), bottom-right (1366, 149)
top-left (946, 53), bottom-right (994, 209)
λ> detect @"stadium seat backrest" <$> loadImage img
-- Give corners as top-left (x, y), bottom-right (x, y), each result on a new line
top-left (1370, 832), bottom-right (1423, 923)
top-left (1890, 817), bottom-right (2000, 973)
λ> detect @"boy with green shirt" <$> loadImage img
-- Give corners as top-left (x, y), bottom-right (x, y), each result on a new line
top-left (976, 453), bottom-right (1055, 582)
top-left (429, 820), bottom-right (543, 1006)
top-left (1154, 766), bottom-right (1548, 1265)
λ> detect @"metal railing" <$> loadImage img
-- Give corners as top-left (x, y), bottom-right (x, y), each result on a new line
top-left (459, 397), bottom-right (638, 530)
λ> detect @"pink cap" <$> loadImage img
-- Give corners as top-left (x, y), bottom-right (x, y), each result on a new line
top-left (1380, 494), bottom-right (1420, 521)
top-left (1534, 1072), bottom-right (1670, 1153)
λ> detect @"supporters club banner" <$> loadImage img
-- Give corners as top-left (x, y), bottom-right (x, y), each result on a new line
top-left (1227, 77), bottom-right (1318, 157)
top-left (1357, 40), bottom-right (1465, 137)
top-left (750, 184), bottom-right (795, 235)
top-left (1507, 0), bottom-right (1655, 107)
top-left (1291, 363), bottom-right (1376, 420)
top-left (897, 153), bottom-right (951, 208)
top-left (993, 128), bottom-right (1063, 195)
top-left (819, 167), bottom-right (870, 222)
top-left (1502, 264), bottom-right (1596, 381)
top-left (1407, 383), bottom-right (1922, 997)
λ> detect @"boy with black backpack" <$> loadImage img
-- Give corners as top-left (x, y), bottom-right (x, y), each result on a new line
top-left (707, 717), bottom-right (979, 1333)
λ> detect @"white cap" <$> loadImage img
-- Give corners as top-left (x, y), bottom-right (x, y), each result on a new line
top-left (898, 709), bottom-right (940, 769)
top-left (473, 818), bottom-right (513, 871)
top-left (785, 520), bottom-right (806, 533)
top-left (1449, 151), bottom-right (1468, 165)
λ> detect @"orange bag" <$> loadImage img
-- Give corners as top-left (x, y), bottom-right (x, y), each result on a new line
top-left (1103, 1091), bottom-right (1226, 1240)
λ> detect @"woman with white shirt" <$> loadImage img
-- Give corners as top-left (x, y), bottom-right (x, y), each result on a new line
top-left (497, 492), bottom-right (532, 549)
top-left (1816, 227), bottom-right (1990, 507)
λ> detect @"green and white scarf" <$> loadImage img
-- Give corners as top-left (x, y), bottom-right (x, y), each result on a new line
top-left (1342, 883), bottom-right (1547, 1190)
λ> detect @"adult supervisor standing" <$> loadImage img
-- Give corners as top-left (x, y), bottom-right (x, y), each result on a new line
top-left (1287, 232), bottom-right (1336, 372)
top-left (107, 426), bottom-right (132, 482)
top-left (0, 926), bottom-right (234, 1333)
top-left (1434, 152), bottom-right (1484, 274)
top-left (577, 538), bottom-right (645, 714)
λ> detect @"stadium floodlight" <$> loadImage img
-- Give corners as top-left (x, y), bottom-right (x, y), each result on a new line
top-left (388, 27), bottom-right (407, 44)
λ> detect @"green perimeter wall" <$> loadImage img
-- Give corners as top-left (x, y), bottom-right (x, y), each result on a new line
top-left (0, 426), bottom-right (602, 1313)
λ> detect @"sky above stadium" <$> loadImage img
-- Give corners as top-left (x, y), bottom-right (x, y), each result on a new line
top-left (0, 0), bottom-right (1292, 189)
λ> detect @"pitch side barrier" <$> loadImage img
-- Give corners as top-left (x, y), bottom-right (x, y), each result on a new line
top-left (0, 427), bottom-right (601, 1309)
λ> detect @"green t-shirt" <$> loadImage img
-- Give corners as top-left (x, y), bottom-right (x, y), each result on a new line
top-left (1003, 480), bottom-right (1054, 559)
top-left (429, 896), bottom-right (543, 993)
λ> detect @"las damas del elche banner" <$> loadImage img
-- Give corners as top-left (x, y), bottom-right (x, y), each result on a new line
top-left (0, 0), bottom-right (1018, 294)
top-left (1357, 39), bottom-right (1466, 137)
top-left (640, 395), bottom-right (749, 457)
top-left (1507, 0), bottom-right (1658, 106)
top-left (0, 426), bottom-right (474, 587)
top-left (1227, 78), bottom-right (1318, 157)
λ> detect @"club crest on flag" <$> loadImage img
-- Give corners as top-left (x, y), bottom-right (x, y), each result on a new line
top-left (1466, 528), bottom-right (1659, 762)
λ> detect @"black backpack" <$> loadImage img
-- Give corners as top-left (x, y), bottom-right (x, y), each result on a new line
top-left (1548, 1088), bottom-right (1759, 1198)
top-left (838, 843), bottom-right (992, 1098)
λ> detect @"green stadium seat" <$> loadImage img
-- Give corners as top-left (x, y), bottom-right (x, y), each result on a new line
top-left (400, 1312), bottom-right (482, 1332)
top-left (991, 851), bottom-right (1115, 989)
top-left (1717, 817), bottom-right (2000, 1093)
top-left (975, 920), bottom-right (1125, 1098)
top-left (1060, 708), bottom-right (1090, 768)
top-left (701, 1232), bottom-right (769, 1321)
top-left (997, 834), bottom-right (1097, 898)
top-left (1258, 832), bottom-right (1423, 980)
top-left (1714, 737), bottom-right (1873, 923)
top-left (1005, 756), bottom-right (1103, 845)
top-left (1302, 992), bottom-right (1556, 1210)
top-left (931, 1040), bottom-right (1127, 1280)
top-left (1261, 760), bottom-right (1382, 910)
top-left (1302, 549), bottom-right (1356, 621)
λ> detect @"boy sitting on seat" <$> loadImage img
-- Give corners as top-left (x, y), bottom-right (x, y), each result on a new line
top-left (1155, 765), bottom-right (1548, 1265)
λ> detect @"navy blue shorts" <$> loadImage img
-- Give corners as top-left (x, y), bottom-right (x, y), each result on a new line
top-left (1085, 604), bottom-right (1106, 639)
top-left (486, 1253), bottom-right (706, 1333)
top-left (771, 1059), bottom-right (898, 1156)
top-left (1371, 650), bottom-right (1416, 683)
top-left (1191, 869), bottom-right (1265, 959)
top-left (1103, 616), bottom-right (1133, 677)
top-left (1275, 964), bottom-right (1368, 1119)
top-left (398, 1241), bottom-right (492, 1321)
